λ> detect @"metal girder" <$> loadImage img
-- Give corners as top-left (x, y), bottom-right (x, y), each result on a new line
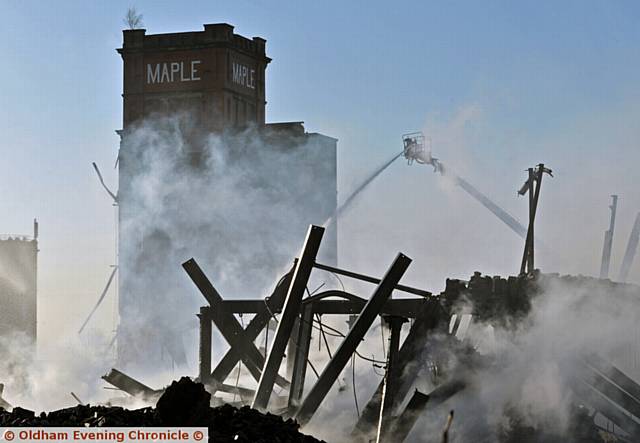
top-left (102, 368), bottom-right (161, 401)
top-left (584, 354), bottom-right (640, 404)
top-left (353, 301), bottom-right (442, 438)
top-left (198, 306), bottom-right (212, 384)
top-left (182, 258), bottom-right (290, 389)
top-left (103, 368), bottom-right (253, 404)
top-left (376, 315), bottom-right (408, 443)
top-left (215, 383), bottom-right (255, 400)
top-left (209, 268), bottom-right (294, 391)
top-left (286, 315), bottom-right (301, 380)
top-left (422, 378), bottom-right (466, 406)
top-left (313, 262), bottom-right (432, 298)
top-left (253, 225), bottom-right (325, 410)
top-left (220, 295), bottom-right (428, 317)
top-left (382, 379), bottom-right (465, 443)
top-left (288, 303), bottom-right (315, 408)
top-left (216, 300), bottom-right (277, 313)
top-left (569, 377), bottom-right (640, 438)
top-left (294, 252), bottom-right (413, 426)
top-left (386, 390), bottom-right (430, 443)
top-left (580, 365), bottom-right (640, 419)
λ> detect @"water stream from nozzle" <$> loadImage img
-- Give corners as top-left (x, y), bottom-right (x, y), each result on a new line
top-left (323, 151), bottom-right (404, 228)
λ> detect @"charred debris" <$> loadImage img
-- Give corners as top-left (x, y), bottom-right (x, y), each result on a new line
top-left (0, 377), bottom-right (322, 443)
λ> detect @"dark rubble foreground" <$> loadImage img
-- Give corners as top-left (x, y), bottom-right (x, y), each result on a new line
top-left (0, 377), bottom-right (325, 443)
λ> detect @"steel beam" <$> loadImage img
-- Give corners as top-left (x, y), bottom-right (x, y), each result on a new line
top-left (313, 262), bottom-right (432, 298)
top-left (376, 315), bottom-right (407, 443)
top-left (584, 354), bottom-right (640, 403)
top-left (209, 268), bottom-right (293, 391)
top-left (384, 379), bottom-right (465, 443)
top-left (288, 303), bottom-right (315, 408)
top-left (221, 295), bottom-right (427, 317)
top-left (569, 377), bottom-right (640, 438)
top-left (182, 258), bottom-right (290, 389)
top-left (102, 368), bottom-right (160, 401)
top-left (216, 300), bottom-right (275, 313)
top-left (214, 383), bottom-right (255, 400)
top-left (286, 316), bottom-right (301, 379)
top-left (198, 306), bottom-right (212, 385)
top-left (252, 225), bottom-right (325, 410)
top-left (294, 253), bottom-right (412, 426)
top-left (353, 301), bottom-right (441, 438)
top-left (580, 365), bottom-right (640, 419)
top-left (386, 389), bottom-right (430, 443)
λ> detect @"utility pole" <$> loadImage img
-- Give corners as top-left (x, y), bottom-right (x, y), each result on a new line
top-left (518, 164), bottom-right (552, 275)
top-left (600, 195), bottom-right (619, 279)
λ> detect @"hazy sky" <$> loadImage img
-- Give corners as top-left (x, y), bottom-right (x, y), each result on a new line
top-left (1, 0), bottom-right (640, 345)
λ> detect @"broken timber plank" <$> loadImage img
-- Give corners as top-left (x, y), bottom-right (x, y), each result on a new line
top-left (253, 225), bottom-right (324, 410)
top-left (294, 252), bottom-right (412, 426)
top-left (102, 368), bottom-right (161, 402)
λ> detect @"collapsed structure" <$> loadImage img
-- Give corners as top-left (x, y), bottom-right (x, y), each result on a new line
top-left (163, 223), bottom-right (639, 442)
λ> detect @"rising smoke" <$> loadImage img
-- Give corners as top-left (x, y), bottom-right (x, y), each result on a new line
top-left (300, 274), bottom-right (640, 442)
top-left (117, 112), bottom-right (336, 374)
top-left (1, 111), bottom-right (336, 410)
top-left (401, 275), bottom-right (640, 442)
top-left (0, 331), bottom-right (115, 412)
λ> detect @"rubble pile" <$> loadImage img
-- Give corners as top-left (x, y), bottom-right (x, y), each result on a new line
top-left (441, 271), bottom-right (640, 324)
top-left (0, 378), bottom-right (324, 443)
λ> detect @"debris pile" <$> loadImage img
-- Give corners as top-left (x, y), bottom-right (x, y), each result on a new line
top-left (0, 378), bottom-right (324, 443)
top-left (442, 270), bottom-right (640, 324)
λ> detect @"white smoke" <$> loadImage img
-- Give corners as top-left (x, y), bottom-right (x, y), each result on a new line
top-left (403, 275), bottom-right (640, 442)
top-left (0, 331), bottom-right (117, 412)
top-left (117, 112), bottom-right (336, 374)
top-left (2, 111), bottom-right (337, 412)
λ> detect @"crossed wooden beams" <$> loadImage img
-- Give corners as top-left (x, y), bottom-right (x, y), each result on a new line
top-left (182, 224), bottom-right (433, 431)
top-left (182, 225), bottom-right (329, 402)
top-left (183, 258), bottom-right (293, 393)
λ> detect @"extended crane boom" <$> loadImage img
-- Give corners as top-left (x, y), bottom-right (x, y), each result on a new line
top-left (402, 132), bottom-right (528, 239)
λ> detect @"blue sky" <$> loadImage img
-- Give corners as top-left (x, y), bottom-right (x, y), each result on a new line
top-left (1, 1), bottom-right (640, 342)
